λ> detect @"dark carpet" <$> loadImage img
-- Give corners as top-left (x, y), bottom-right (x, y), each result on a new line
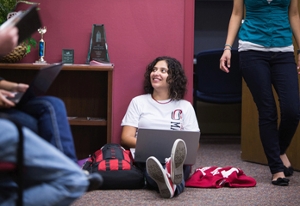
top-left (72, 136), bottom-right (300, 206)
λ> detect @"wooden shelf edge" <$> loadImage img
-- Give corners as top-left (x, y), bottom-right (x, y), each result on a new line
top-left (0, 63), bottom-right (113, 71)
top-left (68, 117), bottom-right (107, 126)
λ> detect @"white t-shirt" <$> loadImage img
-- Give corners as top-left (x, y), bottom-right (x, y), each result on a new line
top-left (121, 94), bottom-right (200, 136)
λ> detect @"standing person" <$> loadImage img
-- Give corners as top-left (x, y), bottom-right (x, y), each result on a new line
top-left (220, 0), bottom-right (300, 186)
top-left (0, 26), bottom-right (77, 163)
top-left (121, 56), bottom-right (200, 198)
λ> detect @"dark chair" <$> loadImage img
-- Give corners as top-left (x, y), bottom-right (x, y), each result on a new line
top-left (193, 49), bottom-right (242, 134)
top-left (0, 115), bottom-right (24, 206)
top-left (194, 49), bottom-right (241, 106)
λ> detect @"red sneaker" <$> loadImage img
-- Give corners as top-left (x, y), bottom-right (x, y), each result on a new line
top-left (146, 156), bottom-right (176, 198)
top-left (165, 139), bottom-right (187, 185)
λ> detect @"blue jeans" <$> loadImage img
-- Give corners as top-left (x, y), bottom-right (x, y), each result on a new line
top-left (1, 96), bottom-right (77, 162)
top-left (239, 51), bottom-right (300, 174)
top-left (0, 119), bottom-right (88, 206)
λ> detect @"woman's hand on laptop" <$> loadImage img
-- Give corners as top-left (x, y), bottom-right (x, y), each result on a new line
top-left (14, 83), bottom-right (29, 92)
top-left (0, 89), bottom-right (16, 108)
top-left (0, 80), bottom-right (28, 92)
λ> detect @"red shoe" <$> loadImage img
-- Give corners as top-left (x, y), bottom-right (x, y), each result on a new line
top-left (146, 156), bottom-right (176, 198)
top-left (165, 139), bottom-right (187, 185)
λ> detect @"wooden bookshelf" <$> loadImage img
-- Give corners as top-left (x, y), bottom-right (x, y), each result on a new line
top-left (0, 63), bottom-right (113, 158)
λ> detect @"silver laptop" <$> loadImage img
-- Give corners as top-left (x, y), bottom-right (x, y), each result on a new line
top-left (133, 128), bottom-right (200, 165)
top-left (7, 63), bottom-right (64, 106)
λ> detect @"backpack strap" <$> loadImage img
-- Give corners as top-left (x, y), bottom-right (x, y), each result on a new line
top-left (103, 145), bottom-right (124, 170)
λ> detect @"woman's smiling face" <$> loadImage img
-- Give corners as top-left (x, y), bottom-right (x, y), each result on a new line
top-left (150, 60), bottom-right (169, 90)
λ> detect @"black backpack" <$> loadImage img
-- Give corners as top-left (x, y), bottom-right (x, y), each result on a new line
top-left (83, 143), bottom-right (144, 189)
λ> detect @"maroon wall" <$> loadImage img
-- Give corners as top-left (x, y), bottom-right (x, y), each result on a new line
top-left (18, 0), bottom-right (195, 143)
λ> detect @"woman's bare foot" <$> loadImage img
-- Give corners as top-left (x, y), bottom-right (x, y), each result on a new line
top-left (272, 172), bottom-right (285, 181)
top-left (280, 153), bottom-right (294, 177)
top-left (272, 172), bottom-right (289, 186)
top-left (280, 154), bottom-right (291, 168)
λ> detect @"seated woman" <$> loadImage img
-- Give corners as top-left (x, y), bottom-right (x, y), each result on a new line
top-left (0, 25), bottom-right (77, 162)
top-left (121, 56), bottom-right (200, 198)
top-left (0, 78), bottom-right (77, 162)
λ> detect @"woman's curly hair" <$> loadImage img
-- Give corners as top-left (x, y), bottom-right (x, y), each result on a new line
top-left (143, 56), bottom-right (187, 100)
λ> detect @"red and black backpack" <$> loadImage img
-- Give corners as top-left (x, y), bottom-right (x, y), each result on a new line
top-left (83, 143), bottom-right (144, 189)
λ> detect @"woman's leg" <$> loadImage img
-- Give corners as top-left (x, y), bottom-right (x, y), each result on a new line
top-left (240, 51), bottom-right (285, 175)
top-left (0, 119), bottom-right (88, 206)
top-left (271, 52), bottom-right (300, 175)
top-left (270, 52), bottom-right (300, 155)
top-left (0, 109), bottom-right (38, 133)
top-left (19, 96), bottom-right (77, 162)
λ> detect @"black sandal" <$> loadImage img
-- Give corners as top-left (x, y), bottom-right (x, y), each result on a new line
top-left (271, 177), bottom-right (289, 186)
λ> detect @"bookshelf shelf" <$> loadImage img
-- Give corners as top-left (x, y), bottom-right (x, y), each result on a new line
top-left (0, 63), bottom-right (113, 158)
